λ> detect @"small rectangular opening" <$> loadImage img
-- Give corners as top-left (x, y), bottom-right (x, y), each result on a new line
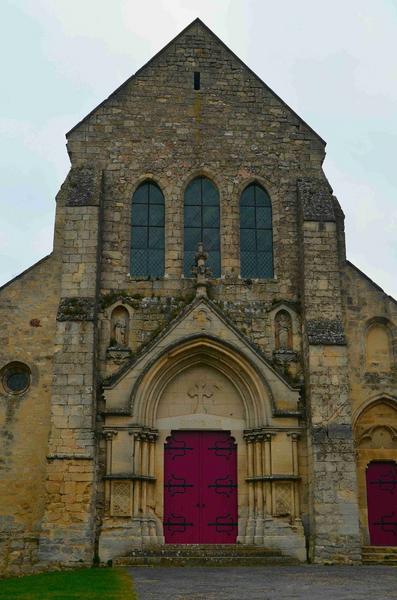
top-left (194, 72), bottom-right (200, 90)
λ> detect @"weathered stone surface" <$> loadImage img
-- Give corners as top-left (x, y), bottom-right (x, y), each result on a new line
top-left (306, 319), bottom-right (346, 345)
top-left (57, 297), bottom-right (96, 321)
top-left (298, 177), bottom-right (335, 222)
top-left (60, 166), bottom-right (102, 207)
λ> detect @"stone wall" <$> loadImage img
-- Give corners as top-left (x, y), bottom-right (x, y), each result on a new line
top-left (66, 20), bottom-right (324, 303)
top-left (37, 170), bottom-right (102, 568)
top-left (298, 181), bottom-right (361, 563)
top-left (343, 263), bottom-right (397, 545)
top-left (0, 255), bottom-right (61, 576)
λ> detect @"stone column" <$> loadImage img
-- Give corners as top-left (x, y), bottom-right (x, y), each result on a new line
top-left (298, 178), bottom-right (361, 563)
top-left (254, 434), bottom-right (265, 543)
top-left (38, 166), bottom-right (103, 566)
top-left (245, 433), bottom-right (255, 543)
top-left (289, 433), bottom-right (300, 519)
top-left (263, 433), bottom-right (273, 515)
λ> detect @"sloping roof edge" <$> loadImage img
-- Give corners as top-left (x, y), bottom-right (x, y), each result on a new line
top-left (0, 253), bottom-right (53, 294)
top-left (346, 260), bottom-right (397, 306)
top-left (66, 17), bottom-right (325, 145)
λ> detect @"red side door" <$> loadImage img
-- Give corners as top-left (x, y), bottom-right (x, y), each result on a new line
top-left (366, 461), bottom-right (397, 546)
top-left (164, 431), bottom-right (237, 544)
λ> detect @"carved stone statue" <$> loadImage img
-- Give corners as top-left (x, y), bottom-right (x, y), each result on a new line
top-left (110, 306), bottom-right (129, 348)
top-left (275, 310), bottom-right (292, 351)
top-left (191, 242), bottom-right (212, 298)
top-left (114, 319), bottom-right (127, 346)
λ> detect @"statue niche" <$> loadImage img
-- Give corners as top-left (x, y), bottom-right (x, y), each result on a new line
top-left (275, 310), bottom-right (293, 351)
top-left (110, 306), bottom-right (130, 348)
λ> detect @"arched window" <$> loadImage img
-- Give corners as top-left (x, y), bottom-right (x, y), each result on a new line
top-left (131, 181), bottom-right (165, 277)
top-left (184, 177), bottom-right (220, 277)
top-left (240, 183), bottom-right (273, 278)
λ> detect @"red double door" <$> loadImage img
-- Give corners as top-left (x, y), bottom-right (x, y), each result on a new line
top-left (366, 461), bottom-right (397, 546)
top-left (163, 431), bottom-right (238, 544)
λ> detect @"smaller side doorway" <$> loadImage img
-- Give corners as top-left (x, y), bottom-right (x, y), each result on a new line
top-left (164, 430), bottom-right (237, 544)
top-left (366, 461), bottom-right (397, 545)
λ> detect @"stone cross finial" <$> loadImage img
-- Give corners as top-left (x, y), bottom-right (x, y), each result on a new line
top-left (191, 242), bottom-right (211, 298)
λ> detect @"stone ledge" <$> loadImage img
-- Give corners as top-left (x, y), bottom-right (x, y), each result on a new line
top-left (46, 453), bottom-right (94, 460)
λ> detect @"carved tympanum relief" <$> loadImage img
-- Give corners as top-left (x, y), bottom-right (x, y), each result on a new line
top-left (365, 323), bottom-right (391, 371)
top-left (275, 310), bottom-right (293, 351)
top-left (355, 401), bottom-right (397, 449)
top-left (358, 425), bottom-right (397, 449)
top-left (156, 365), bottom-right (244, 421)
top-left (188, 382), bottom-right (219, 413)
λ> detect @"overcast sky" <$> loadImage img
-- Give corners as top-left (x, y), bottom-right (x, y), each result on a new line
top-left (1, 0), bottom-right (396, 297)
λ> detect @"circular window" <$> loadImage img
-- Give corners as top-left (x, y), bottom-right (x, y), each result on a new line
top-left (2, 362), bottom-right (31, 394)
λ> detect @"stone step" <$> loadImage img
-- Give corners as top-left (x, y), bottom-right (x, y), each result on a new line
top-left (113, 544), bottom-right (301, 567)
top-left (114, 555), bottom-right (299, 567)
top-left (116, 544), bottom-right (284, 557)
top-left (362, 546), bottom-right (397, 554)
top-left (362, 546), bottom-right (397, 565)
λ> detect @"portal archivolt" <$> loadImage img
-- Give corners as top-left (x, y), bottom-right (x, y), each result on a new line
top-left (131, 337), bottom-right (273, 429)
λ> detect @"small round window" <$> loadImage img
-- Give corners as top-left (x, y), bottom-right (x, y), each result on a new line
top-left (2, 362), bottom-right (31, 394)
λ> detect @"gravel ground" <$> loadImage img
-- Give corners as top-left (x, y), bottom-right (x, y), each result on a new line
top-left (129, 565), bottom-right (397, 600)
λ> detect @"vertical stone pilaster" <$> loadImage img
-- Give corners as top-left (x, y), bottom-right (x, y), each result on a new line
top-left (298, 178), bottom-right (361, 563)
top-left (38, 167), bottom-right (103, 566)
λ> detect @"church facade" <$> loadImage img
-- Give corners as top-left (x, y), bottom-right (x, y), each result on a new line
top-left (1, 19), bottom-right (396, 576)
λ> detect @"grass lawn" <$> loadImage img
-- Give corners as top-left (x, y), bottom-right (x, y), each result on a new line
top-left (0, 568), bottom-right (137, 600)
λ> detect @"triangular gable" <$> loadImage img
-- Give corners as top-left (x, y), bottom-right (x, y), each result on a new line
top-left (103, 297), bottom-right (301, 416)
top-left (67, 18), bottom-right (324, 144)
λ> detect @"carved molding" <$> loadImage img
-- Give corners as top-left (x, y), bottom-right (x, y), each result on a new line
top-left (244, 428), bottom-right (276, 442)
top-left (274, 482), bottom-right (293, 517)
top-left (306, 318), bottom-right (346, 345)
top-left (297, 177), bottom-right (335, 222)
top-left (127, 426), bottom-right (159, 442)
top-left (110, 480), bottom-right (132, 517)
top-left (273, 349), bottom-right (298, 363)
top-left (106, 347), bottom-right (132, 364)
top-left (57, 297), bottom-right (96, 322)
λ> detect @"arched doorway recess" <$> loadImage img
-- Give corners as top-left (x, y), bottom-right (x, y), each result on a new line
top-left (99, 330), bottom-right (305, 561)
top-left (354, 398), bottom-right (397, 546)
